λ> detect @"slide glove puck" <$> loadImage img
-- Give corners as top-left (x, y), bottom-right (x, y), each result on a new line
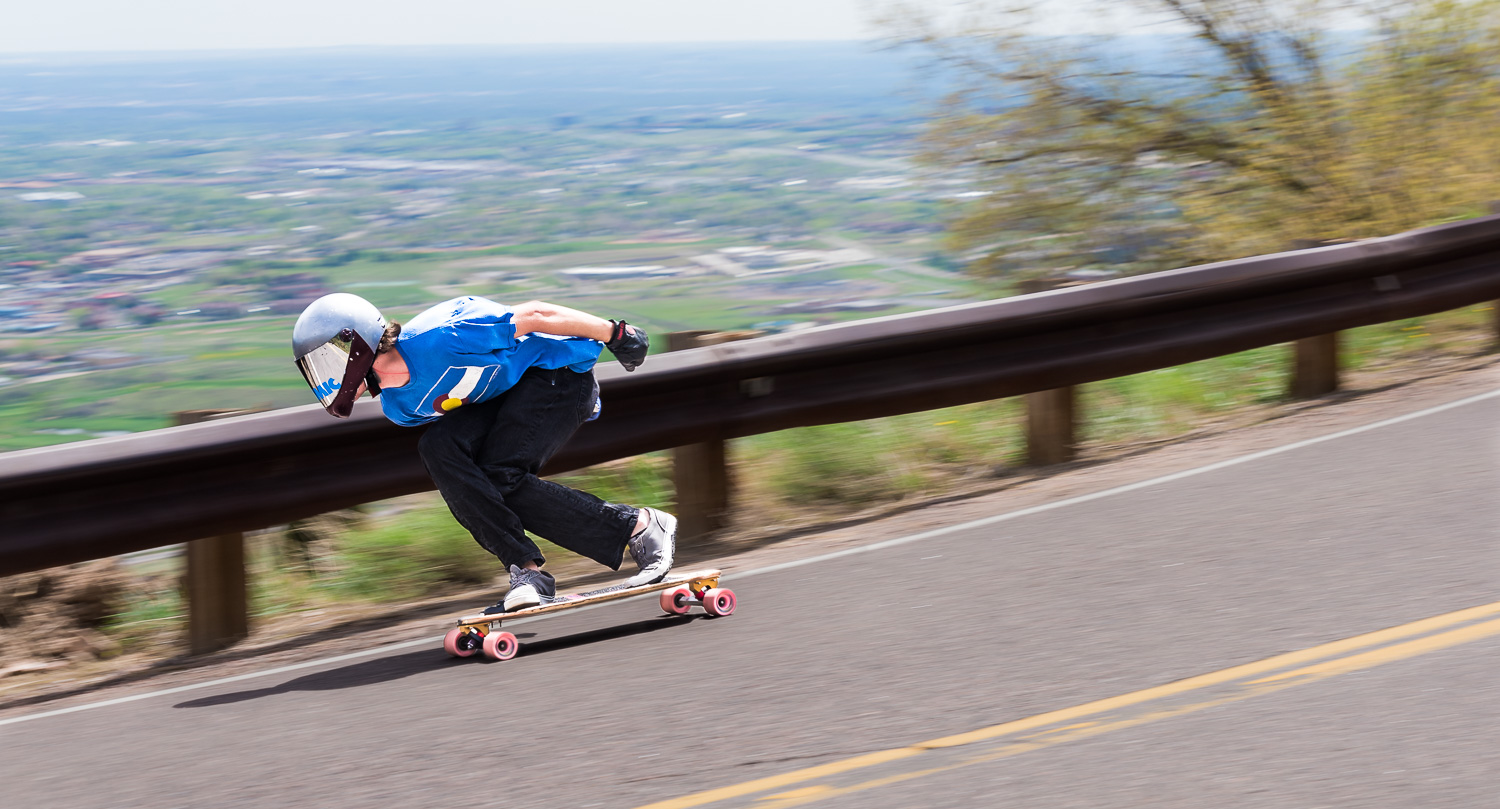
top-left (605, 319), bottom-right (649, 371)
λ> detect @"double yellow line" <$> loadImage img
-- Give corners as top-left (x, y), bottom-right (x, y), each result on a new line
top-left (637, 600), bottom-right (1500, 809)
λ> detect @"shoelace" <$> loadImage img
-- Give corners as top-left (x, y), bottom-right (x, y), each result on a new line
top-left (511, 568), bottom-right (544, 591)
top-left (630, 514), bottom-right (656, 561)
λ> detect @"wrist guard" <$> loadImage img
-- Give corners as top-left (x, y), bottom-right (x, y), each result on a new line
top-left (605, 319), bottom-right (649, 371)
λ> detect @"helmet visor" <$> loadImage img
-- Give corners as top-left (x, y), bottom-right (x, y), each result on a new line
top-left (295, 329), bottom-right (376, 418)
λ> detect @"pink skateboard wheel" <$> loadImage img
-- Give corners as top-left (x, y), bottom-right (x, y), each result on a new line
top-left (660, 586), bottom-right (693, 615)
top-left (701, 588), bottom-right (736, 617)
top-left (444, 628), bottom-right (480, 658)
top-left (482, 631), bottom-right (519, 661)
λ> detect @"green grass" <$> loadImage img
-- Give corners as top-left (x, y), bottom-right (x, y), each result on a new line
top-left (147, 282), bottom-right (220, 310)
top-left (102, 572), bottom-right (184, 653)
top-left (552, 455), bottom-right (675, 514)
top-left (257, 503), bottom-right (501, 607)
top-left (336, 281), bottom-right (434, 311)
top-left (0, 318), bottom-right (313, 451)
top-left (743, 405), bottom-right (1026, 507)
top-left (1082, 345), bottom-right (1288, 445)
top-left (328, 257), bottom-right (445, 286)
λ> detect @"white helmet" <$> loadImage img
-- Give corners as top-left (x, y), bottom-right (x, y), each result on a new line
top-left (292, 293), bottom-right (386, 418)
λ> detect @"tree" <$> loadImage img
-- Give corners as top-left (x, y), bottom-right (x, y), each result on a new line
top-left (882, 0), bottom-right (1500, 278)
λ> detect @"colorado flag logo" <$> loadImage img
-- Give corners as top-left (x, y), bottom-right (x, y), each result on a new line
top-left (422, 366), bottom-right (499, 415)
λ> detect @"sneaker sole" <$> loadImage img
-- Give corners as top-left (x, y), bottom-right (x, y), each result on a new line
top-left (624, 564), bottom-right (669, 588)
top-left (504, 587), bottom-right (541, 612)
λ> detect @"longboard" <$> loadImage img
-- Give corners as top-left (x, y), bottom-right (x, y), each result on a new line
top-left (442, 568), bottom-right (734, 661)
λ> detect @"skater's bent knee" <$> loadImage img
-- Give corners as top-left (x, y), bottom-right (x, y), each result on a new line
top-left (484, 464), bottom-right (527, 492)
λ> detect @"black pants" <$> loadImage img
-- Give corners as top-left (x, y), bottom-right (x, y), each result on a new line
top-left (417, 367), bottom-right (637, 570)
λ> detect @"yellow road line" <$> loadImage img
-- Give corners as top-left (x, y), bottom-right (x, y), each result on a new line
top-left (919, 600), bottom-right (1500, 750)
top-left (633, 600), bottom-right (1500, 809)
top-left (753, 690), bottom-right (1282, 809)
top-left (750, 618), bottom-right (1500, 809)
top-left (636, 749), bottom-right (923, 809)
top-left (1251, 614), bottom-right (1500, 684)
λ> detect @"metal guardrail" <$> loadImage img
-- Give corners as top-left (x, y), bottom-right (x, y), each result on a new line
top-left (5, 214), bottom-right (1500, 575)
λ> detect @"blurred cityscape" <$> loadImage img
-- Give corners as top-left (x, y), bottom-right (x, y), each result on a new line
top-left (0, 44), bottom-right (1017, 450)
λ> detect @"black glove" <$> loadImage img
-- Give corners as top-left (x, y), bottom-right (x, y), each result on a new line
top-left (605, 319), bottom-right (649, 371)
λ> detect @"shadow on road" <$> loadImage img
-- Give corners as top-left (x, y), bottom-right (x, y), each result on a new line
top-left (172, 615), bottom-right (699, 709)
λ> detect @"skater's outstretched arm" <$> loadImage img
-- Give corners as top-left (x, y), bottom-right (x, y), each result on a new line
top-left (511, 300), bottom-right (650, 371)
top-left (510, 300), bottom-right (613, 340)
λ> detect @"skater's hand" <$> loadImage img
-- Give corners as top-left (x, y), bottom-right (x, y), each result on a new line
top-left (606, 319), bottom-right (649, 371)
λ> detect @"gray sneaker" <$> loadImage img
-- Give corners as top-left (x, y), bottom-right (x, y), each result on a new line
top-left (486, 565), bottom-right (557, 614)
top-left (625, 508), bottom-right (677, 587)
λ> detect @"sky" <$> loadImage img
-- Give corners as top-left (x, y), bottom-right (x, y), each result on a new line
top-left (0, 2), bottom-right (1378, 56)
top-left (1, 0), bottom-right (885, 53)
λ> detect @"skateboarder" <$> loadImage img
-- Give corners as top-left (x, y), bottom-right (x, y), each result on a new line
top-left (292, 293), bottom-right (676, 613)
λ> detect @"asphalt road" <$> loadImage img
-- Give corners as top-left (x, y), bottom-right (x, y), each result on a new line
top-left (4, 389), bottom-right (1498, 808)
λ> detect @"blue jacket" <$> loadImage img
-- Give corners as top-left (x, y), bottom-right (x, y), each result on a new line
top-left (377, 296), bottom-right (602, 427)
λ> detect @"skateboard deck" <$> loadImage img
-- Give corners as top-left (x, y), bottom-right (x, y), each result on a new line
top-left (442, 568), bottom-right (735, 661)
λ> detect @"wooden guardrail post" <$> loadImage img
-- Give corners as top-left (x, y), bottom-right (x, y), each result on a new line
top-left (1290, 333), bottom-right (1340, 398)
top-left (1287, 240), bottom-right (1343, 399)
top-left (1026, 387), bottom-right (1076, 466)
top-left (183, 527), bottom-right (248, 656)
top-left (174, 409), bottom-right (254, 655)
top-left (1018, 276), bottom-right (1083, 467)
top-left (664, 330), bottom-right (761, 541)
top-left (1484, 204), bottom-right (1500, 344)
